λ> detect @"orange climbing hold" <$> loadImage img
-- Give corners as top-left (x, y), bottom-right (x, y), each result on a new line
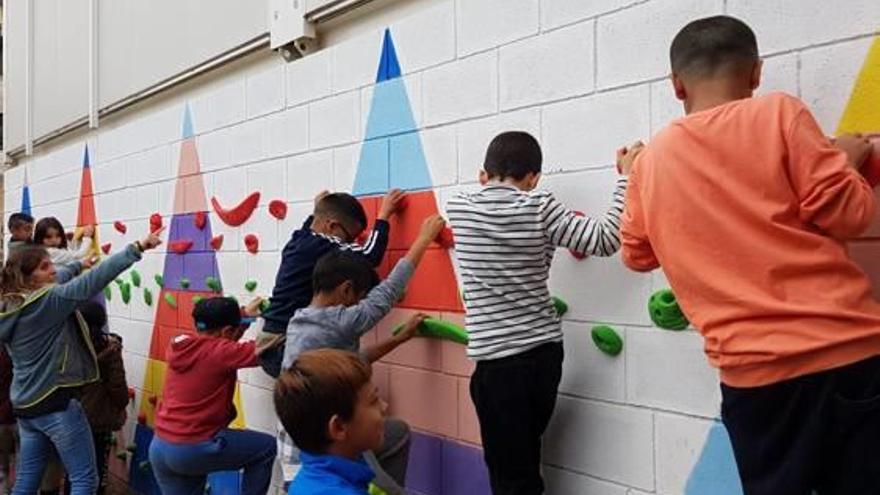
top-left (211, 192), bottom-right (260, 226)
top-left (169, 240), bottom-right (194, 254)
top-left (244, 234), bottom-right (259, 254)
top-left (193, 211), bottom-right (207, 230)
top-left (210, 235), bottom-right (224, 251)
top-left (150, 213), bottom-right (163, 233)
top-left (435, 226), bottom-right (455, 249)
top-left (269, 200), bottom-right (288, 220)
top-left (861, 135), bottom-right (880, 187)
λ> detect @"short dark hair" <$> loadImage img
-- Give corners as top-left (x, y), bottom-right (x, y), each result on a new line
top-left (670, 16), bottom-right (758, 78)
top-left (314, 193), bottom-right (368, 234)
top-left (33, 217), bottom-right (68, 249)
top-left (274, 349), bottom-right (372, 453)
top-left (312, 251), bottom-right (379, 296)
top-left (8, 213), bottom-right (34, 232)
top-left (192, 297), bottom-right (241, 332)
top-left (483, 131), bottom-right (542, 181)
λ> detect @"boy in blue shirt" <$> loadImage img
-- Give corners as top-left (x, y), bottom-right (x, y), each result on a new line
top-left (274, 349), bottom-right (388, 495)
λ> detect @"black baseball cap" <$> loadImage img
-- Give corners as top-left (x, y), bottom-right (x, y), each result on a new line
top-left (192, 297), bottom-right (242, 332)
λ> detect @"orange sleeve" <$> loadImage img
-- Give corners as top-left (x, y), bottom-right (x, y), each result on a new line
top-left (621, 166), bottom-right (660, 272)
top-left (786, 107), bottom-right (876, 239)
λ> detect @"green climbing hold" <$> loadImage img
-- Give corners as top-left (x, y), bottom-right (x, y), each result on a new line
top-left (138, 460), bottom-right (151, 473)
top-left (368, 484), bottom-right (389, 495)
top-left (103, 286), bottom-right (112, 301)
top-left (192, 296), bottom-right (205, 306)
top-left (648, 289), bottom-right (689, 330)
top-left (143, 288), bottom-right (153, 306)
top-left (115, 451), bottom-right (127, 461)
top-left (259, 299), bottom-right (270, 313)
top-left (393, 318), bottom-right (469, 345)
top-left (205, 277), bottom-right (222, 293)
top-left (120, 283), bottom-right (132, 305)
top-left (164, 292), bottom-right (178, 308)
top-left (130, 270), bottom-right (142, 288)
top-left (552, 296), bottom-right (569, 317)
top-left (114, 279), bottom-right (124, 286)
top-left (591, 325), bottom-right (623, 356)
top-left (125, 443), bottom-right (137, 453)
top-left (179, 277), bottom-right (191, 289)
top-left (154, 274), bottom-right (164, 288)
top-left (245, 280), bottom-right (258, 292)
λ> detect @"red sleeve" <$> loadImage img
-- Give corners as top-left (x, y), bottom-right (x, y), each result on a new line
top-left (210, 340), bottom-right (259, 370)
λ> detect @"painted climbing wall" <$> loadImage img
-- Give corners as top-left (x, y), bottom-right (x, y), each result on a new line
top-left (3, 1), bottom-right (879, 494)
top-left (354, 30), bottom-right (490, 495)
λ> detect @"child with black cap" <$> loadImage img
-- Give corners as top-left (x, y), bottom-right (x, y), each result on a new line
top-left (149, 297), bottom-right (284, 495)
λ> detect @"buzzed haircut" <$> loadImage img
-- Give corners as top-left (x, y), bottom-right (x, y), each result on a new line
top-left (670, 15), bottom-right (759, 78)
top-left (314, 193), bottom-right (368, 233)
top-left (483, 131), bottom-right (543, 181)
top-left (8, 213), bottom-right (34, 232)
top-left (274, 349), bottom-right (373, 453)
top-left (312, 251), bottom-right (380, 296)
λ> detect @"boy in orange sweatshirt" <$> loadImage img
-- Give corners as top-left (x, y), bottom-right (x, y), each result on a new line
top-left (621, 15), bottom-right (880, 495)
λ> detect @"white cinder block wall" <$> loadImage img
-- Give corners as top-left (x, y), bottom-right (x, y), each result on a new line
top-left (5, 0), bottom-right (879, 493)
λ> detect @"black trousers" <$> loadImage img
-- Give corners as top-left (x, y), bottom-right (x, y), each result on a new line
top-left (721, 355), bottom-right (880, 495)
top-left (470, 342), bottom-right (563, 495)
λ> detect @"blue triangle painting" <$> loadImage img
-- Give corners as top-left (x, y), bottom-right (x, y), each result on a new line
top-left (684, 421), bottom-right (744, 494)
top-left (20, 169), bottom-right (31, 216)
top-left (353, 28), bottom-right (433, 195)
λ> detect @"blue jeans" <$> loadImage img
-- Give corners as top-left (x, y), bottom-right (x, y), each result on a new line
top-left (14, 399), bottom-right (97, 495)
top-left (149, 429), bottom-right (276, 495)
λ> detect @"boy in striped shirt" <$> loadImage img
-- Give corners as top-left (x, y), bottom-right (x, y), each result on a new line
top-left (447, 131), bottom-right (641, 494)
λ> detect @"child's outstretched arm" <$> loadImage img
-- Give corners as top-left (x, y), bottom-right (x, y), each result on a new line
top-left (344, 215), bottom-right (446, 334)
top-left (47, 228), bottom-right (163, 312)
top-left (361, 313), bottom-right (427, 363)
top-left (544, 142), bottom-right (643, 258)
top-left (351, 189), bottom-right (405, 267)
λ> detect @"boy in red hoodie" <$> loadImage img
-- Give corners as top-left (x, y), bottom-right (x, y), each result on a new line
top-left (149, 297), bottom-right (284, 495)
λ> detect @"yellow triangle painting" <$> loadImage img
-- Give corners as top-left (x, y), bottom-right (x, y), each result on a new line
top-left (836, 37), bottom-right (880, 134)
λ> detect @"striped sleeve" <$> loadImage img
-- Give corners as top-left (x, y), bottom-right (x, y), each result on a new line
top-left (541, 177), bottom-right (628, 257)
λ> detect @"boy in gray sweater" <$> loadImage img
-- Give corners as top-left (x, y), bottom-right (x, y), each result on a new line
top-left (279, 214), bottom-right (445, 494)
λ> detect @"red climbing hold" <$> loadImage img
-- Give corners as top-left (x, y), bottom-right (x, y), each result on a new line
top-left (193, 211), bottom-right (207, 230)
top-left (137, 412), bottom-right (147, 425)
top-left (113, 221), bottom-right (127, 234)
top-left (101, 243), bottom-right (111, 255)
top-left (210, 235), bottom-right (224, 251)
top-left (169, 240), bottom-right (194, 254)
top-left (211, 192), bottom-right (260, 226)
top-left (244, 234), bottom-right (259, 254)
top-left (150, 213), bottom-right (163, 233)
top-left (569, 211), bottom-right (588, 260)
top-left (861, 135), bottom-right (880, 187)
top-left (269, 200), bottom-right (288, 220)
top-left (435, 226), bottom-right (455, 249)
top-left (148, 396), bottom-right (158, 406)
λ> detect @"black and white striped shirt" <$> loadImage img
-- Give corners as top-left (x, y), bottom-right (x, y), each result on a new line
top-left (448, 178), bottom-right (628, 360)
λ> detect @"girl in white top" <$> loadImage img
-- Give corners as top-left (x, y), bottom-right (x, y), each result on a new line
top-left (33, 217), bottom-right (95, 265)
